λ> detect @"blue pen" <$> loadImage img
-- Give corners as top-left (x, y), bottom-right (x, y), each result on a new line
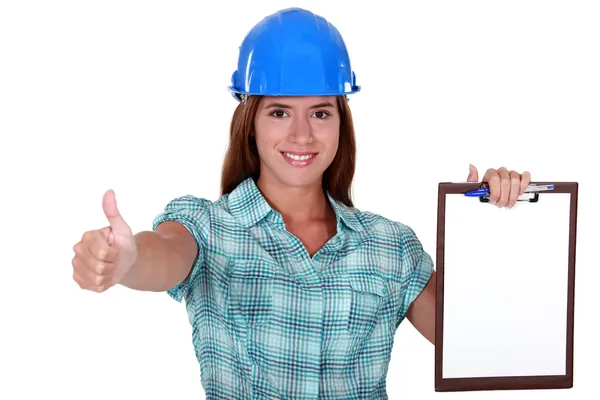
top-left (464, 184), bottom-right (555, 197)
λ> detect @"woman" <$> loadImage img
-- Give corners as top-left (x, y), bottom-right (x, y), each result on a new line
top-left (72, 8), bottom-right (531, 399)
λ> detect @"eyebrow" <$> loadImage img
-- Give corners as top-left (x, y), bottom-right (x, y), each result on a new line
top-left (263, 102), bottom-right (335, 110)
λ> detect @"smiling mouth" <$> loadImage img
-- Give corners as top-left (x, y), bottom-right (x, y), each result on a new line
top-left (279, 151), bottom-right (318, 168)
top-left (281, 152), bottom-right (317, 161)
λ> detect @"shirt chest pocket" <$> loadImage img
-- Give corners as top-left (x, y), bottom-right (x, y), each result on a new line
top-left (227, 273), bottom-right (274, 328)
top-left (347, 273), bottom-right (388, 338)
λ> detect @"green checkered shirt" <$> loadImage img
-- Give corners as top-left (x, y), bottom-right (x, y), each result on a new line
top-left (152, 177), bottom-right (434, 399)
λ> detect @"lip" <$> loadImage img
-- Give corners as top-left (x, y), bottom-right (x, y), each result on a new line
top-left (280, 151), bottom-right (318, 168)
top-left (279, 150), bottom-right (318, 156)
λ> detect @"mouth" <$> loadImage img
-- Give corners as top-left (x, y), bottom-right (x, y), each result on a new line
top-left (280, 151), bottom-right (318, 167)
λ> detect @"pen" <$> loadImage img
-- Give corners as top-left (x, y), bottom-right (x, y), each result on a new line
top-left (464, 184), bottom-right (555, 197)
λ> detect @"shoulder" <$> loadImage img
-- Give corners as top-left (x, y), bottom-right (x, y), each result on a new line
top-left (152, 193), bottom-right (234, 230)
top-left (350, 206), bottom-right (425, 259)
top-left (157, 192), bottom-right (236, 213)
top-left (350, 207), bottom-right (431, 284)
top-left (352, 207), bottom-right (420, 243)
top-left (160, 194), bottom-right (214, 211)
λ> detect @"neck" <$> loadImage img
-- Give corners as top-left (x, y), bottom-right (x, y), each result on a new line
top-left (256, 174), bottom-right (331, 223)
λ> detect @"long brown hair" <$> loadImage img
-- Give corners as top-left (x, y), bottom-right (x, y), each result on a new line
top-left (220, 95), bottom-right (356, 207)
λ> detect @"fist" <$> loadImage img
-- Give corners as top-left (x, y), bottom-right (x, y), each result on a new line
top-left (72, 190), bottom-right (138, 292)
top-left (467, 164), bottom-right (532, 208)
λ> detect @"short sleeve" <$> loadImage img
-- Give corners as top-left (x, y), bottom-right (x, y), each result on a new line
top-left (397, 225), bottom-right (435, 320)
top-left (152, 195), bottom-right (211, 303)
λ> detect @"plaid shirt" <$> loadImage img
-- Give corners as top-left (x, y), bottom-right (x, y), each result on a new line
top-left (152, 177), bottom-right (434, 399)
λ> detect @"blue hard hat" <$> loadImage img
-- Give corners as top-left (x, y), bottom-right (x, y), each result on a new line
top-left (228, 7), bottom-right (361, 102)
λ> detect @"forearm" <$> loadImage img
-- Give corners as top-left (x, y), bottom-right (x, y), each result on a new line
top-left (119, 231), bottom-right (187, 292)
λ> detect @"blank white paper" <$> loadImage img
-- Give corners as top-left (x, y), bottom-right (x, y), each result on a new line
top-left (442, 193), bottom-right (571, 378)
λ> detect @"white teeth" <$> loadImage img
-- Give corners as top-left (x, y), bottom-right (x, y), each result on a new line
top-left (284, 152), bottom-right (315, 161)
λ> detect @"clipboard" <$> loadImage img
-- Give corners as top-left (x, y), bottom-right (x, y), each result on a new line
top-left (434, 181), bottom-right (578, 392)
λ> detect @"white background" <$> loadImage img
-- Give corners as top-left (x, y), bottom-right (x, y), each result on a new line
top-left (1, 0), bottom-right (598, 399)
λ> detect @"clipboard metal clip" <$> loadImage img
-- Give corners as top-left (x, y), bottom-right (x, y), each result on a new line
top-left (479, 191), bottom-right (539, 203)
top-left (469, 183), bottom-right (554, 203)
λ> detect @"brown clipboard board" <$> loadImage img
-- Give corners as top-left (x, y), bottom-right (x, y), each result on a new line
top-left (434, 182), bottom-right (578, 392)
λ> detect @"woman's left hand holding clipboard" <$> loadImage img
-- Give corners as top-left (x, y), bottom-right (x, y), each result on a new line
top-left (467, 164), bottom-right (532, 208)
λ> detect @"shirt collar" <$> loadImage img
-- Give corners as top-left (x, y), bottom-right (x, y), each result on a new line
top-left (228, 177), bottom-right (273, 228)
top-left (325, 192), bottom-right (364, 233)
top-left (228, 177), bottom-right (363, 232)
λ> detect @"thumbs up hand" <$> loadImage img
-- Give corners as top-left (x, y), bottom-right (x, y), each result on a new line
top-left (72, 190), bottom-right (138, 292)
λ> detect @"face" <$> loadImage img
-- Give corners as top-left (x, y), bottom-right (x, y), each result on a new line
top-left (253, 96), bottom-right (341, 189)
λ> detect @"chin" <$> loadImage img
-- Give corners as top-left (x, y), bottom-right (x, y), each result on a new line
top-left (272, 172), bottom-right (323, 189)
top-left (260, 165), bottom-right (325, 189)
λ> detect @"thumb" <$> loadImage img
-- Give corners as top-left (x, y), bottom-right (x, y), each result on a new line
top-left (102, 189), bottom-right (133, 239)
top-left (467, 164), bottom-right (479, 182)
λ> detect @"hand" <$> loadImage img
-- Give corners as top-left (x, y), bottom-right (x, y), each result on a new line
top-left (72, 190), bottom-right (138, 292)
top-left (467, 164), bottom-right (531, 208)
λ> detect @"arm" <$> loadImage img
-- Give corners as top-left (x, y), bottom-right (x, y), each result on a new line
top-left (119, 221), bottom-right (197, 292)
top-left (406, 269), bottom-right (436, 345)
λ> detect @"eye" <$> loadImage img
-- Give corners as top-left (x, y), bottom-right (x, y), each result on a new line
top-left (270, 110), bottom-right (289, 118)
top-left (313, 110), bottom-right (331, 119)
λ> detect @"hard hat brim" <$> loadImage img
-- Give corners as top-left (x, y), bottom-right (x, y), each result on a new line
top-left (227, 86), bottom-right (361, 102)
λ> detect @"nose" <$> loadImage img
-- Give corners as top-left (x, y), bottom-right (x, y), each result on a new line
top-left (290, 115), bottom-right (313, 144)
